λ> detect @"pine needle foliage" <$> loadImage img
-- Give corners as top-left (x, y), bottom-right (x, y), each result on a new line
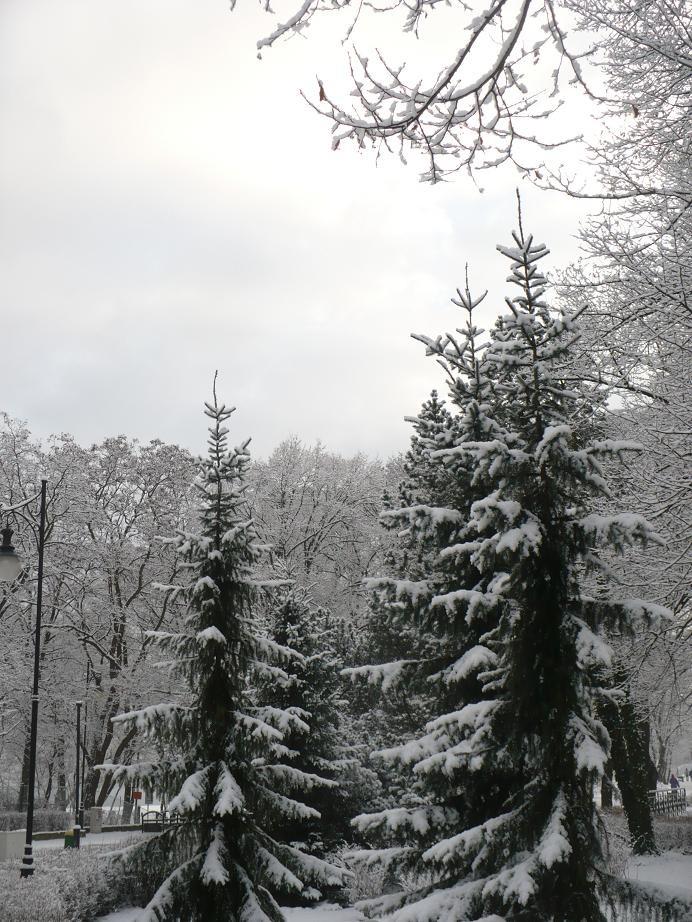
top-left (351, 214), bottom-right (672, 922)
top-left (102, 388), bottom-right (344, 922)
top-left (346, 276), bottom-right (518, 920)
top-left (258, 588), bottom-right (345, 855)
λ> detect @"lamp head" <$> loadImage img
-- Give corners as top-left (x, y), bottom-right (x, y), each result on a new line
top-left (0, 525), bottom-right (23, 583)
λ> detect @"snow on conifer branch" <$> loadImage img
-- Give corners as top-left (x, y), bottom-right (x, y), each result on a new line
top-left (101, 384), bottom-right (347, 920)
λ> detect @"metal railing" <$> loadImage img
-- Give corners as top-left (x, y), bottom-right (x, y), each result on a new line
top-left (648, 788), bottom-right (687, 817)
top-left (141, 810), bottom-right (183, 832)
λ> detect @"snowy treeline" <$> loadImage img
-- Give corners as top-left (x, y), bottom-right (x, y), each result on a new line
top-left (0, 423), bottom-right (396, 821)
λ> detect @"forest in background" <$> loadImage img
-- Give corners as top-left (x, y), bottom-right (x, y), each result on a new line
top-left (0, 348), bottom-right (689, 824)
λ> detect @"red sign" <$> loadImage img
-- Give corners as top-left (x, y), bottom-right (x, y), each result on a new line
top-left (132, 791), bottom-right (142, 800)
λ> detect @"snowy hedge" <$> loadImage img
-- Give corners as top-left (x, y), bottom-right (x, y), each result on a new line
top-left (0, 810), bottom-right (71, 832)
top-left (0, 844), bottom-right (138, 922)
top-left (602, 810), bottom-right (692, 865)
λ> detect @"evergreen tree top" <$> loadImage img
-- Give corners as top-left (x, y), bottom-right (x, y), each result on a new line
top-left (196, 375), bottom-right (253, 549)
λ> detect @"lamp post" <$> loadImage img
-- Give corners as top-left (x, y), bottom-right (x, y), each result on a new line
top-left (79, 660), bottom-right (90, 831)
top-left (0, 480), bottom-right (48, 878)
top-left (74, 701), bottom-right (82, 848)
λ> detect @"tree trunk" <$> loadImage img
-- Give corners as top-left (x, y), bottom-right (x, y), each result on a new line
top-left (121, 778), bottom-right (134, 823)
top-left (55, 738), bottom-right (67, 809)
top-left (600, 685), bottom-right (657, 855)
top-left (654, 739), bottom-right (669, 785)
top-left (83, 764), bottom-right (99, 810)
top-left (96, 773), bottom-right (113, 808)
top-left (16, 728), bottom-right (31, 811)
top-left (600, 761), bottom-right (613, 810)
top-left (43, 750), bottom-right (55, 807)
top-left (92, 723), bottom-right (138, 807)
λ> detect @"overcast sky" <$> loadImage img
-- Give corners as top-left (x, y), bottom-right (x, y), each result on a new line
top-left (1, 0), bottom-right (596, 461)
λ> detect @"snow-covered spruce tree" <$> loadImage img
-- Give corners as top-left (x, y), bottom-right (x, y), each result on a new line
top-left (350, 218), bottom-right (672, 921)
top-left (361, 389), bottom-right (461, 681)
top-left (399, 390), bottom-right (457, 510)
top-left (102, 390), bottom-right (344, 922)
top-left (361, 368), bottom-right (510, 748)
top-left (336, 392), bottom-right (462, 802)
top-left (345, 280), bottom-right (519, 911)
top-left (257, 586), bottom-right (349, 857)
top-left (260, 587), bottom-right (387, 862)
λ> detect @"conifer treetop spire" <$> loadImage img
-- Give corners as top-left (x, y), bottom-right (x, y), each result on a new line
top-left (204, 369), bottom-right (238, 472)
top-left (412, 264), bottom-right (491, 407)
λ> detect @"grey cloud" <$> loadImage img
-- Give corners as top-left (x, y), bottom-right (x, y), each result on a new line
top-left (0, 0), bottom-right (590, 460)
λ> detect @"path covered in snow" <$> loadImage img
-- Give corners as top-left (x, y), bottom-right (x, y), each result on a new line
top-left (34, 829), bottom-right (145, 850)
top-left (283, 906), bottom-right (366, 922)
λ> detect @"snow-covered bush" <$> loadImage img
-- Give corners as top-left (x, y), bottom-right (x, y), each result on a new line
top-left (600, 810), bottom-right (632, 878)
top-left (0, 810), bottom-right (69, 832)
top-left (334, 845), bottom-right (385, 902)
top-left (54, 847), bottom-right (130, 920)
top-left (0, 844), bottom-right (133, 922)
top-left (653, 816), bottom-right (692, 855)
top-left (0, 870), bottom-right (67, 922)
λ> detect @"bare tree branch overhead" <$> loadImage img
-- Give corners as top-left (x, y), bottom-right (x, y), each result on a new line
top-left (251, 0), bottom-right (606, 181)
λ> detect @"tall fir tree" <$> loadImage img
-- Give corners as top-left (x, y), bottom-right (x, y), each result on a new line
top-left (346, 277), bottom-right (518, 913)
top-left (258, 587), bottom-right (350, 858)
top-left (364, 389), bottom-right (460, 673)
top-left (399, 390), bottom-right (457, 509)
top-left (102, 386), bottom-right (343, 922)
top-left (350, 213), bottom-right (670, 921)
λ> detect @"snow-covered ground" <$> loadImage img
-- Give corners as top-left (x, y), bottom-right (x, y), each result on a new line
top-left (283, 907), bottom-right (367, 922)
top-left (96, 860), bottom-right (692, 922)
top-left (97, 912), bottom-right (141, 922)
top-left (58, 842), bottom-right (690, 922)
top-left (99, 904), bottom-right (366, 922)
top-left (625, 851), bottom-right (692, 901)
top-left (34, 829), bottom-right (145, 850)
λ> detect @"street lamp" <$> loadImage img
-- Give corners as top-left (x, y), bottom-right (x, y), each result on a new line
top-left (74, 701), bottom-right (82, 849)
top-left (0, 525), bottom-right (23, 582)
top-left (79, 659), bottom-right (91, 832)
top-left (0, 480), bottom-right (48, 878)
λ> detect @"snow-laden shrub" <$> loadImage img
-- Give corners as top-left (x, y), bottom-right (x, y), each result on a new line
top-left (397, 867), bottom-right (434, 895)
top-left (334, 845), bottom-right (386, 902)
top-left (0, 810), bottom-right (70, 831)
top-left (601, 810), bottom-right (632, 877)
top-left (51, 847), bottom-right (128, 920)
top-left (0, 841), bottom-right (140, 922)
top-left (0, 870), bottom-right (67, 922)
top-left (654, 816), bottom-right (692, 855)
